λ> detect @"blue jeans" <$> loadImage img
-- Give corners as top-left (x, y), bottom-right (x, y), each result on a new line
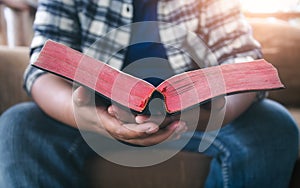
top-left (0, 99), bottom-right (298, 188)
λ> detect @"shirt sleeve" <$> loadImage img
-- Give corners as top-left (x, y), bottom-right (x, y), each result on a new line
top-left (199, 0), bottom-right (266, 101)
top-left (23, 0), bottom-right (81, 96)
top-left (199, 0), bottom-right (262, 64)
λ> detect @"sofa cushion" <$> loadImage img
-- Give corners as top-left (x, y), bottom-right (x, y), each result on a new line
top-left (0, 45), bottom-right (30, 114)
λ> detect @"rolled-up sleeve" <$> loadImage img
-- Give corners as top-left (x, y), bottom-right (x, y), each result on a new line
top-left (23, 0), bottom-right (81, 95)
top-left (200, 0), bottom-right (262, 64)
top-left (199, 0), bottom-right (266, 100)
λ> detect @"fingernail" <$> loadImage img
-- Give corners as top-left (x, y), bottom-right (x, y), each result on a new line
top-left (175, 121), bottom-right (187, 134)
top-left (136, 116), bottom-right (148, 124)
top-left (146, 126), bottom-right (159, 134)
top-left (167, 122), bottom-right (180, 130)
top-left (135, 116), bottom-right (143, 124)
top-left (108, 106), bottom-right (114, 115)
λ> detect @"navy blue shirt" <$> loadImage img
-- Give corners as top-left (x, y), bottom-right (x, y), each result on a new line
top-left (123, 0), bottom-right (175, 86)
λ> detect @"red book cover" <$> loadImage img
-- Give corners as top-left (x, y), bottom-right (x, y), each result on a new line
top-left (33, 40), bottom-right (284, 114)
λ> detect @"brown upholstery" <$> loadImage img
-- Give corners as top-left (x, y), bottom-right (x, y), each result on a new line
top-left (0, 45), bottom-right (30, 112)
top-left (85, 151), bottom-right (211, 188)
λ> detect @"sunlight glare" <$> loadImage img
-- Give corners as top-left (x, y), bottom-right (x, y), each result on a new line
top-left (240, 0), bottom-right (300, 13)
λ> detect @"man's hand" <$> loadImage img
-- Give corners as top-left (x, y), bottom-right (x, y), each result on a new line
top-left (73, 86), bottom-right (184, 146)
top-left (108, 103), bottom-right (188, 140)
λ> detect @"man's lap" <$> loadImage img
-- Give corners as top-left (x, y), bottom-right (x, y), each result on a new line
top-left (0, 99), bottom-right (298, 187)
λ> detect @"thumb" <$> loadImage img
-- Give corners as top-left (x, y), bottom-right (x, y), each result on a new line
top-left (72, 86), bottom-right (92, 106)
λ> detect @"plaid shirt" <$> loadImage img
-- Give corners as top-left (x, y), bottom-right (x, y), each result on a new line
top-left (24, 0), bottom-right (262, 95)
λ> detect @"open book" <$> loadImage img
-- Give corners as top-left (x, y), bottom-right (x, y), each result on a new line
top-left (32, 40), bottom-right (284, 114)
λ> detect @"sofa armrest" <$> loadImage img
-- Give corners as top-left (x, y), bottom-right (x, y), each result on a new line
top-left (0, 45), bottom-right (31, 114)
top-left (250, 18), bottom-right (300, 107)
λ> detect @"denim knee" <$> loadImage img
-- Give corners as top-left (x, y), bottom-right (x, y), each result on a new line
top-left (0, 102), bottom-right (38, 142)
top-left (204, 99), bottom-right (299, 188)
top-left (254, 99), bottom-right (299, 145)
top-left (0, 102), bottom-right (92, 187)
top-left (0, 102), bottom-right (43, 187)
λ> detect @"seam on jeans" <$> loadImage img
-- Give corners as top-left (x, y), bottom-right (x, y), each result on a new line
top-left (193, 133), bottom-right (231, 188)
top-left (67, 137), bottom-right (83, 155)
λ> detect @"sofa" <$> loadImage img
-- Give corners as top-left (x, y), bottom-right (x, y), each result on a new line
top-left (0, 18), bottom-right (300, 187)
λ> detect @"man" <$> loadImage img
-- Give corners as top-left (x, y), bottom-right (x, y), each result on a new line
top-left (0, 0), bottom-right (298, 187)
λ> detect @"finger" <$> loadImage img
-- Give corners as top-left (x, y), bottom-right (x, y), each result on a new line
top-left (161, 120), bottom-right (187, 141)
top-left (123, 122), bottom-right (159, 134)
top-left (135, 114), bottom-right (171, 124)
top-left (98, 109), bottom-right (155, 140)
top-left (107, 105), bottom-right (116, 116)
top-left (108, 104), bottom-right (136, 123)
top-left (135, 115), bottom-right (150, 124)
top-left (174, 121), bottom-right (187, 135)
top-left (72, 86), bottom-right (92, 106)
top-left (126, 121), bottom-right (182, 146)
